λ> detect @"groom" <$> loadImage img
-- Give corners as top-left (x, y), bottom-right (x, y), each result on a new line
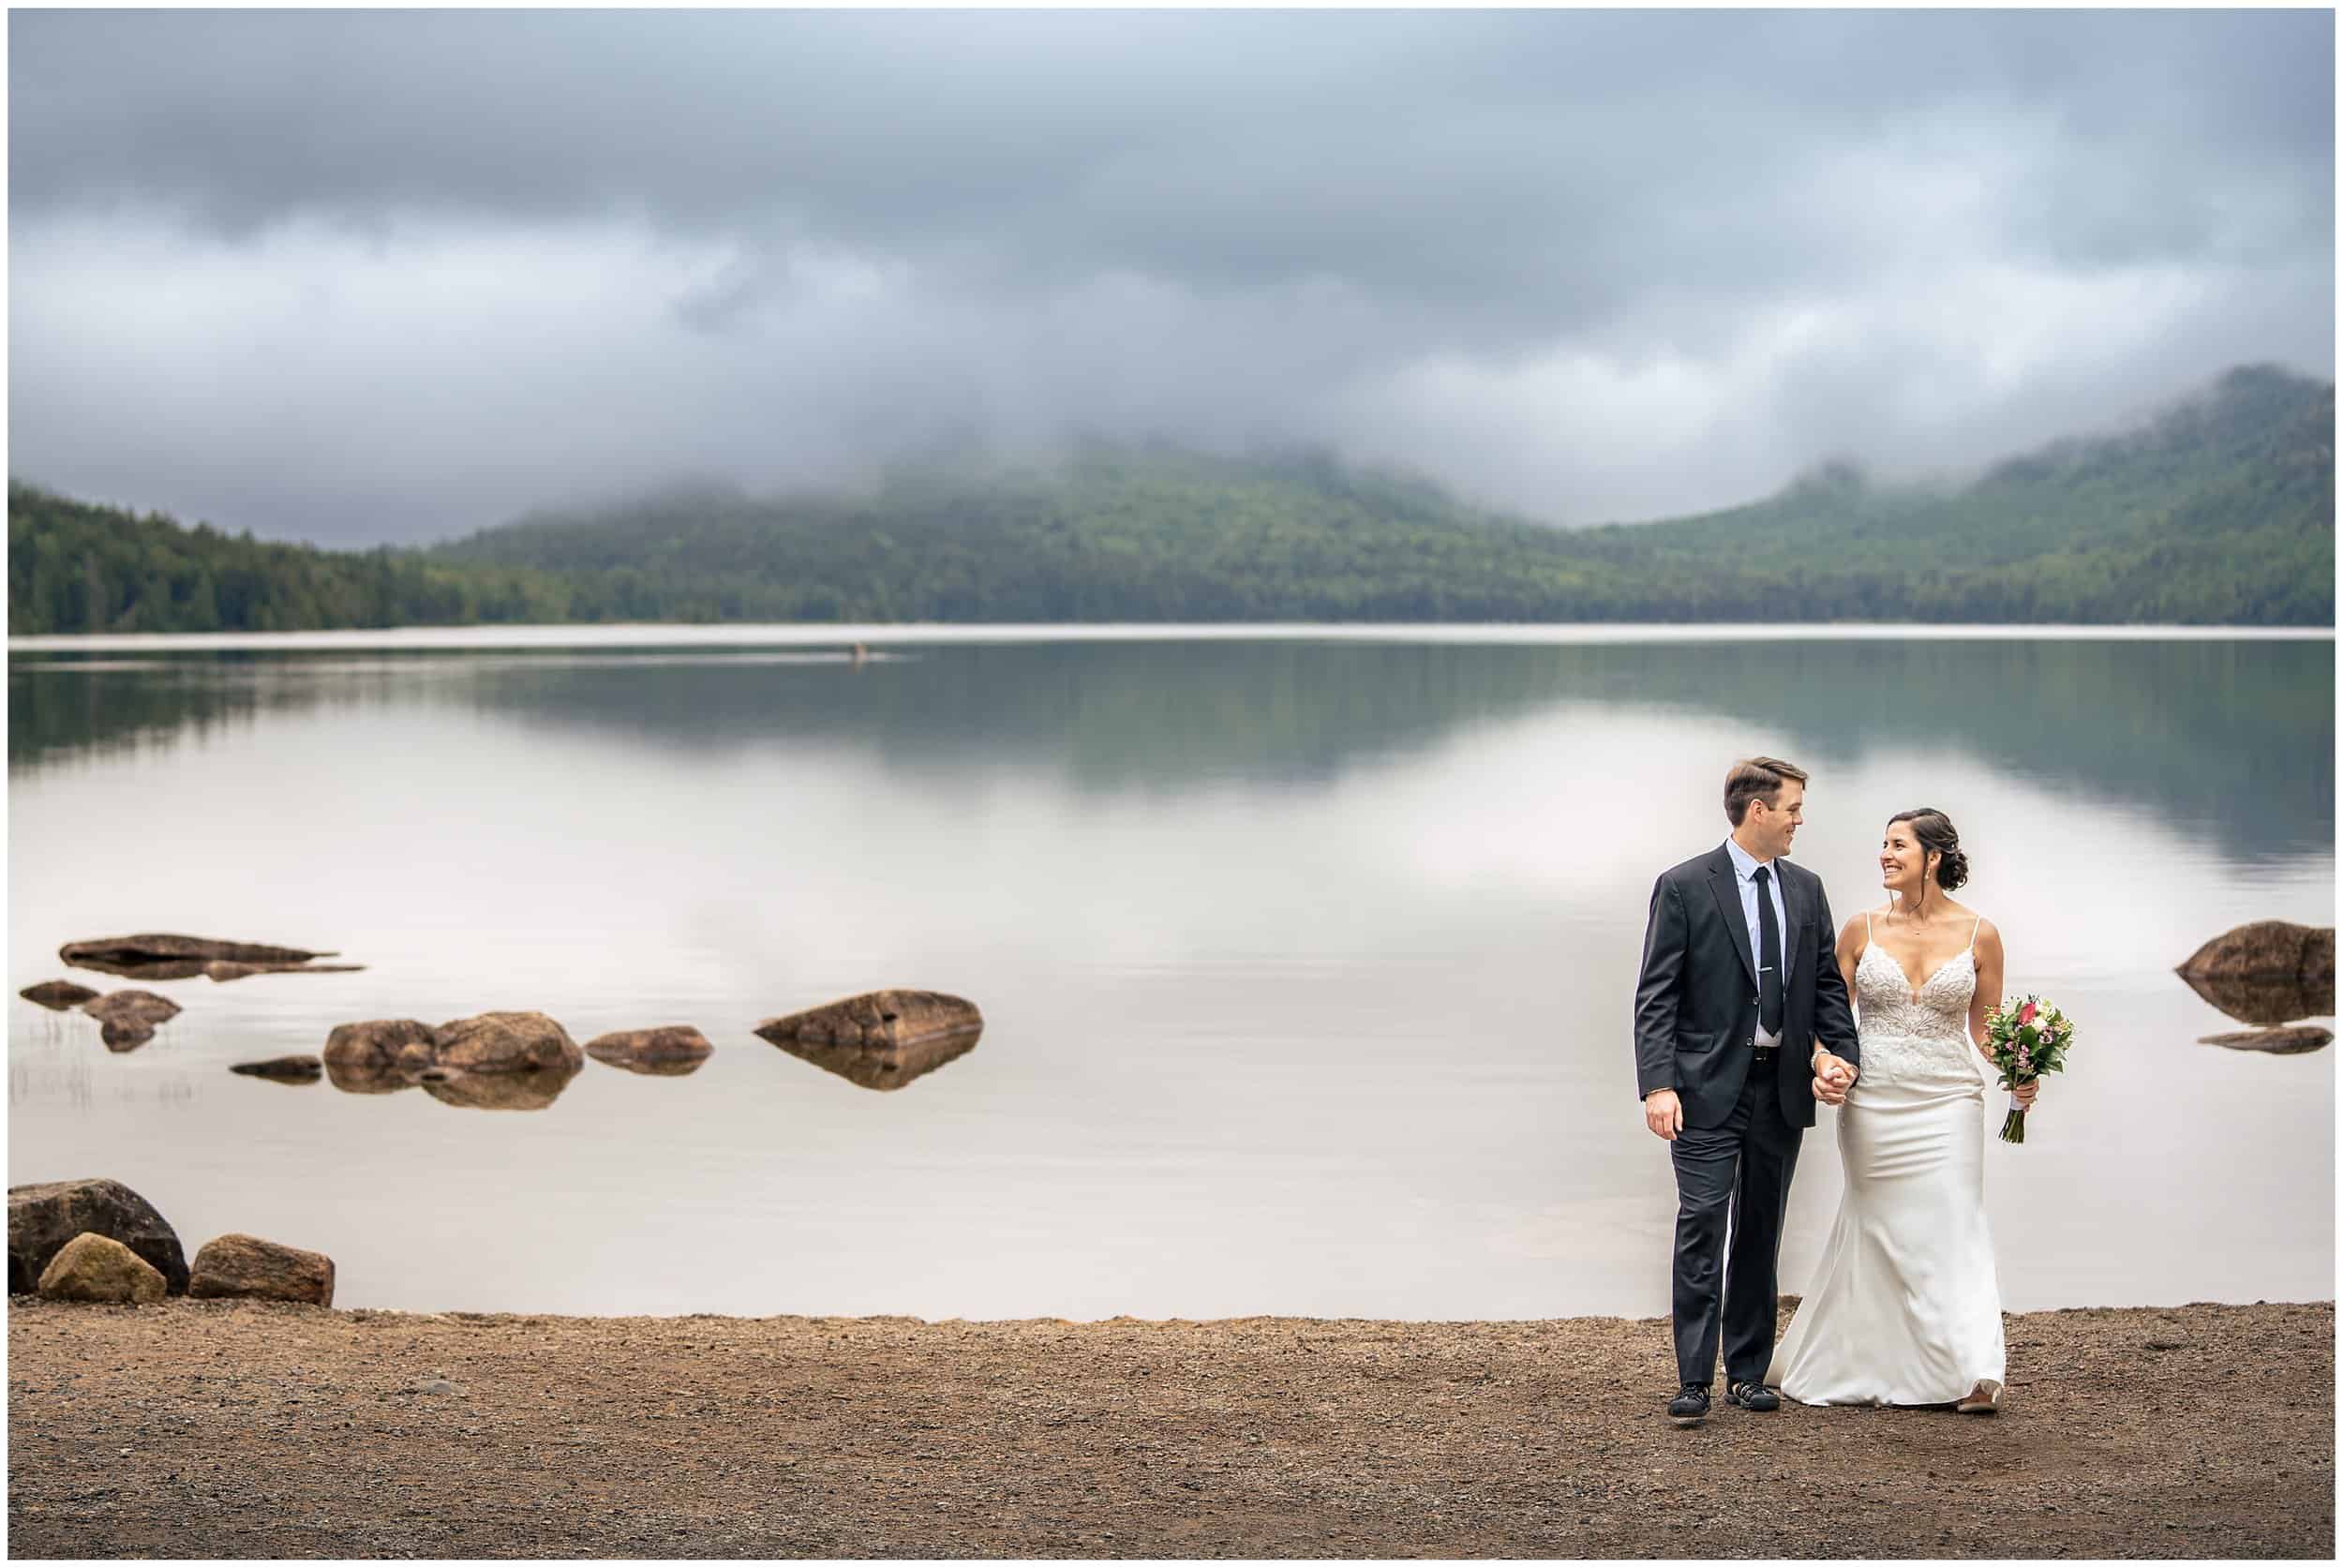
top-left (1634, 756), bottom-right (1859, 1426)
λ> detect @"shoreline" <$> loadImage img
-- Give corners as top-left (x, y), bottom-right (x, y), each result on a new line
top-left (10, 1296), bottom-right (2331, 1559)
top-left (12, 620), bottom-right (2334, 653)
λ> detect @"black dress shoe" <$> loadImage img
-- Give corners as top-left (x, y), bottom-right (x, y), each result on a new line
top-left (1726, 1380), bottom-right (1781, 1411)
top-left (1667, 1384), bottom-right (1710, 1426)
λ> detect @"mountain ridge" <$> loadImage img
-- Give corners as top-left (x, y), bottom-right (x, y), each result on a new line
top-left (10, 364), bottom-right (2333, 632)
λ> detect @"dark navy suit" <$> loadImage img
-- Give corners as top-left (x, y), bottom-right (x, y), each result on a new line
top-left (1634, 843), bottom-right (1859, 1387)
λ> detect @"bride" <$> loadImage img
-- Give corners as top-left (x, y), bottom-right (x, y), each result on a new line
top-left (1766, 807), bottom-right (2038, 1412)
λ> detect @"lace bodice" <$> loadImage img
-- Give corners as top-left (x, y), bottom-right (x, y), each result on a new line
top-left (1852, 917), bottom-right (1983, 1086)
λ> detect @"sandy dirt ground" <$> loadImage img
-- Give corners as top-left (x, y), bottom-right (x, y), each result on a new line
top-left (7, 1297), bottom-right (2331, 1559)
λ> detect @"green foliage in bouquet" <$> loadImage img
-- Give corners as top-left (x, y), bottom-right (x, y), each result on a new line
top-left (1981, 995), bottom-right (2074, 1143)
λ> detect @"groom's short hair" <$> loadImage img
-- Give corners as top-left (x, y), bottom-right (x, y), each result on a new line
top-left (1724, 756), bottom-right (1809, 825)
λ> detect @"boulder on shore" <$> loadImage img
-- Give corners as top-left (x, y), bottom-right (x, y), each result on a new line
top-left (754, 990), bottom-right (984, 1052)
top-left (19, 979), bottom-right (99, 1010)
top-left (8, 1178), bottom-right (189, 1295)
top-left (2198, 1025), bottom-right (2334, 1055)
top-left (230, 1054), bottom-right (324, 1083)
top-left (433, 1011), bottom-right (584, 1075)
top-left (584, 1025), bottom-right (714, 1076)
top-left (37, 1232), bottom-right (167, 1305)
top-left (189, 1232), bottom-right (336, 1307)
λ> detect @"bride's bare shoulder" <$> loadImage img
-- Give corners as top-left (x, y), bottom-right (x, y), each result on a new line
top-left (1836, 906), bottom-right (1887, 949)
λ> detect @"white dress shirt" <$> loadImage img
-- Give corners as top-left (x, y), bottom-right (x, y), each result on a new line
top-left (1724, 836), bottom-right (1788, 1051)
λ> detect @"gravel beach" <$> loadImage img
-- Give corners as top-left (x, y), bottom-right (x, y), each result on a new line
top-left (7, 1297), bottom-right (2331, 1559)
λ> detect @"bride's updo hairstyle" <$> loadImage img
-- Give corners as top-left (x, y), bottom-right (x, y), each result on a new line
top-left (1888, 807), bottom-right (1969, 892)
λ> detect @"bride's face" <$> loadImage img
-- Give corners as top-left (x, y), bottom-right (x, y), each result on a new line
top-left (1879, 824), bottom-right (1932, 893)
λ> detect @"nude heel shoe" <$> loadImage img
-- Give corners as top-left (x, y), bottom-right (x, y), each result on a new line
top-left (1956, 1378), bottom-right (2004, 1414)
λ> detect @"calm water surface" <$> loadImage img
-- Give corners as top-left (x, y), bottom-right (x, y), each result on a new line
top-left (8, 630), bottom-right (2334, 1318)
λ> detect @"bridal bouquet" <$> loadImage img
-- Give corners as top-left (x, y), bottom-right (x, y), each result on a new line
top-left (1982, 995), bottom-right (2073, 1143)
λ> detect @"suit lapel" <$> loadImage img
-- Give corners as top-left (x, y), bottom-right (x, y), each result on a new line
top-left (1706, 849), bottom-right (1759, 990)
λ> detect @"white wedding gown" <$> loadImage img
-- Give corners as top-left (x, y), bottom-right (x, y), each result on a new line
top-left (1767, 916), bottom-right (2007, 1404)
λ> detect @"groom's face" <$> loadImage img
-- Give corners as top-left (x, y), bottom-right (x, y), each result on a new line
top-left (1748, 780), bottom-right (1805, 859)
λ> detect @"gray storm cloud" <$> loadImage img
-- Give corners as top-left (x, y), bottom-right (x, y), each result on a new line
top-left (8, 8), bottom-right (2333, 544)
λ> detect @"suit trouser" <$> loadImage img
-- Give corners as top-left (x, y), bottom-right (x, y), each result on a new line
top-left (1669, 1061), bottom-right (1802, 1387)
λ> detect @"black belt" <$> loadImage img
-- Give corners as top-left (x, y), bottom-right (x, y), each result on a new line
top-left (1750, 1043), bottom-right (1778, 1065)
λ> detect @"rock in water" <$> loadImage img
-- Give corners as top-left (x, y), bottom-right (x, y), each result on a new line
top-left (755, 990), bottom-right (983, 1051)
top-left (19, 979), bottom-right (98, 1010)
top-left (765, 1031), bottom-right (980, 1091)
top-left (2198, 1025), bottom-right (2335, 1054)
top-left (432, 1011), bottom-right (584, 1074)
top-left (230, 1055), bottom-right (324, 1083)
top-left (61, 933), bottom-right (335, 976)
top-left (8, 1178), bottom-right (189, 1295)
top-left (81, 990), bottom-right (181, 1026)
top-left (188, 1233), bottom-right (336, 1307)
top-left (203, 960), bottom-right (366, 982)
top-left (2177, 922), bottom-right (2336, 1022)
top-left (584, 1025), bottom-right (714, 1075)
top-left (321, 1019), bottom-right (438, 1092)
top-left (37, 1232), bottom-right (168, 1305)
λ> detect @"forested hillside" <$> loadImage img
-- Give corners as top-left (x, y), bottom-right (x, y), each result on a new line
top-left (11, 365), bottom-right (2332, 633)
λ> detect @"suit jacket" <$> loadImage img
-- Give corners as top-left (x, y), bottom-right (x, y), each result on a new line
top-left (1633, 844), bottom-right (1859, 1129)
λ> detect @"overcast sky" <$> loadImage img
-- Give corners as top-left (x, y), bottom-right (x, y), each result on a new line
top-left (9, 8), bottom-right (2334, 545)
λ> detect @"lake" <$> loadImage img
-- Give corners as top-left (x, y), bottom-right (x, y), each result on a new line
top-left (7, 627), bottom-right (2334, 1319)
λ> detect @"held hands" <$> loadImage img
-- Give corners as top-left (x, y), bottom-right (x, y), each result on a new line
top-left (1643, 1088), bottom-right (1684, 1142)
top-left (1812, 1051), bottom-right (1857, 1106)
top-left (2011, 1078), bottom-right (2039, 1110)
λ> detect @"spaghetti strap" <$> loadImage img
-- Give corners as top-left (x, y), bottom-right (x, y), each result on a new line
top-left (1864, 910), bottom-right (1874, 943)
top-left (1967, 916), bottom-right (1982, 952)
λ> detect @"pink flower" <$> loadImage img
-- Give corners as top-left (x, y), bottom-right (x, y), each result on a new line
top-left (2016, 1000), bottom-right (2038, 1026)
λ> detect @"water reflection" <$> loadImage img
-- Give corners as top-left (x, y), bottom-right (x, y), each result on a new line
top-left (12, 638), bottom-right (2333, 863)
top-left (764, 1030), bottom-right (980, 1092)
top-left (416, 1065), bottom-right (580, 1112)
top-left (2179, 970), bottom-right (2336, 1028)
top-left (321, 1053), bottom-right (582, 1110)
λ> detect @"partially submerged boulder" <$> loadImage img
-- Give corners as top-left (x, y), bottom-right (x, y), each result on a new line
top-left (584, 1025), bottom-right (713, 1076)
top-left (8, 1178), bottom-right (189, 1295)
top-left (433, 1011), bottom-right (583, 1075)
top-left (755, 990), bottom-right (983, 1051)
top-left (2177, 922), bottom-right (2336, 1023)
top-left (37, 1232), bottom-right (167, 1305)
top-left (62, 933), bottom-right (335, 971)
top-left (82, 990), bottom-right (180, 1053)
top-left (321, 1015), bottom-right (580, 1109)
top-left (82, 990), bottom-right (181, 1027)
top-left (322, 1019), bottom-right (437, 1080)
top-left (756, 991), bottom-right (982, 1092)
top-left (2198, 1025), bottom-right (2334, 1055)
top-left (19, 979), bottom-right (98, 1010)
top-left (189, 1233), bottom-right (335, 1307)
top-left (230, 1054), bottom-right (324, 1083)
